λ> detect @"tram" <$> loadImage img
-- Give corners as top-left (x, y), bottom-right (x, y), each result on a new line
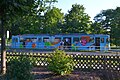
top-left (11, 33), bottom-right (110, 51)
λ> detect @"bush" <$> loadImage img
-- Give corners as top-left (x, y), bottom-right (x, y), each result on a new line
top-left (47, 49), bottom-right (75, 75)
top-left (6, 56), bottom-right (34, 80)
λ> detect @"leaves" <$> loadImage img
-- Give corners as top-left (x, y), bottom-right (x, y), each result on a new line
top-left (47, 49), bottom-right (75, 75)
top-left (64, 4), bottom-right (92, 33)
top-left (93, 7), bottom-right (120, 46)
top-left (43, 7), bottom-right (64, 34)
top-left (6, 56), bottom-right (33, 80)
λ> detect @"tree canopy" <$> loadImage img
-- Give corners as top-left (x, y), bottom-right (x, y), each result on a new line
top-left (64, 4), bottom-right (92, 33)
top-left (93, 7), bottom-right (120, 46)
top-left (43, 7), bottom-right (64, 34)
top-left (0, 0), bottom-right (36, 74)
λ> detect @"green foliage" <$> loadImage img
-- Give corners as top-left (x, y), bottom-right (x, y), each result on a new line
top-left (0, 0), bottom-right (58, 36)
top-left (11, 0), bottom-right (58, 35)
top-left (93, 7), bottom-right (120, 46)
top-left (43, 7), bottom-right (64, 34)
top-left (6, 56), bottom-right (34, 80)
top-left (47, 49), bottom-right (75, 75)
top-left (64, 4), bottom-right (92, 33)
top-left (0, 0), bottom-right (34, 17)
top-left (91, 22), bottom-right (106, 34)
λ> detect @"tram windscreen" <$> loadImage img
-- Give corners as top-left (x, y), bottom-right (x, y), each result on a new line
top-left (13, 38), bottom-right (18, 43)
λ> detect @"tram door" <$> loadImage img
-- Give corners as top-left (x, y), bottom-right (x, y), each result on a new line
top-left (95, 37), bottom-right (100, 50)
top-left (63, 37), bottom-right (71, 49)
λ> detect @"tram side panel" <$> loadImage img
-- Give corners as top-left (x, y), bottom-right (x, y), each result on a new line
top-left (36, 36), bottom-right (61, 49)
top-left (70, 35), bottom-right (95, 51)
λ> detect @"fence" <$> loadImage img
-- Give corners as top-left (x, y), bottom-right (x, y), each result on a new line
top-left (6, 51), bottom-right (120, 72)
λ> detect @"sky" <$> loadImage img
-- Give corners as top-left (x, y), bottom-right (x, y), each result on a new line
top-left (54, 0), bottom-right (120, 20)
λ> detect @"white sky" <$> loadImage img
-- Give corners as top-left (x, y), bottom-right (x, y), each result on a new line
top-left (54, 0), bottom-right (120, 20)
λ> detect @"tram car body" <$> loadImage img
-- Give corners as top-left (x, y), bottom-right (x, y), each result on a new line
top-left (11, 34), bottom-right (110, 51)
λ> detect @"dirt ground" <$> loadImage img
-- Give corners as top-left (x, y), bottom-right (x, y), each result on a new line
top-left (32, 67), bottom-right (120, 80)
top-left (0, 67), bottom-right (119, 80)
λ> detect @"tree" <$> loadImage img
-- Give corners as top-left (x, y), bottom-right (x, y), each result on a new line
top-left (43, 7), bottom-right (64, 34)
top-left (0, 0), bottom-right (34, 74)
top-left (93, 7), bottom-right (120, 46)
top-left (7, 0), bottom-right (58, 35)
top-left (64, 4), bottom-right (92, 33)
top-left (91, 22), bottom-right (106, 34)
top-left (10, 15), bottom-right (42, 35)
top-left (0, 0), bottom-right (58, 74)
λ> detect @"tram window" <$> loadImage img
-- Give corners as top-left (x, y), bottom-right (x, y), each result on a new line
top-left (55, 37), bottom-right (61, 42)
top-left (20, 37), bottom-right (24, 42)
top-left (101, 38), bottom-right (104, 43)
top-left (38, 38), bottom-right (42, 42)
top-left (26, 38), bottom-right (31, 42)
top-left (106, 38), bottom-right (110, 43)
top-left (25, 38), bottom-right (37, 42)
top-left (32, 38), bottom-right (37, 42)
top-left (73, 37), bottom-right (79, 43)
top-left (90, 37), bottom-right (94, 43)
top-left (43, 37), bottom-right (49, 42)
top-left (13, 38), bottom-right (18, 42)
top-left (79, 37), bottom-right (82, 43)
top-left (53, 37), bottom-right (61, 44)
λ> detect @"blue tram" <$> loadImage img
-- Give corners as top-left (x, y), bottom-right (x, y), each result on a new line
top-left (11, 33), bottom-right (110, 51)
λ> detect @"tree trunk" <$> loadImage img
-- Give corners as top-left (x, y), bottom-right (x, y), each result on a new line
top-left (1, 17), bottom-right (6, 74)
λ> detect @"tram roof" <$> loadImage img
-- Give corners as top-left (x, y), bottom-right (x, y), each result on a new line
top-left (13, 33), bottom-right (109, 37)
